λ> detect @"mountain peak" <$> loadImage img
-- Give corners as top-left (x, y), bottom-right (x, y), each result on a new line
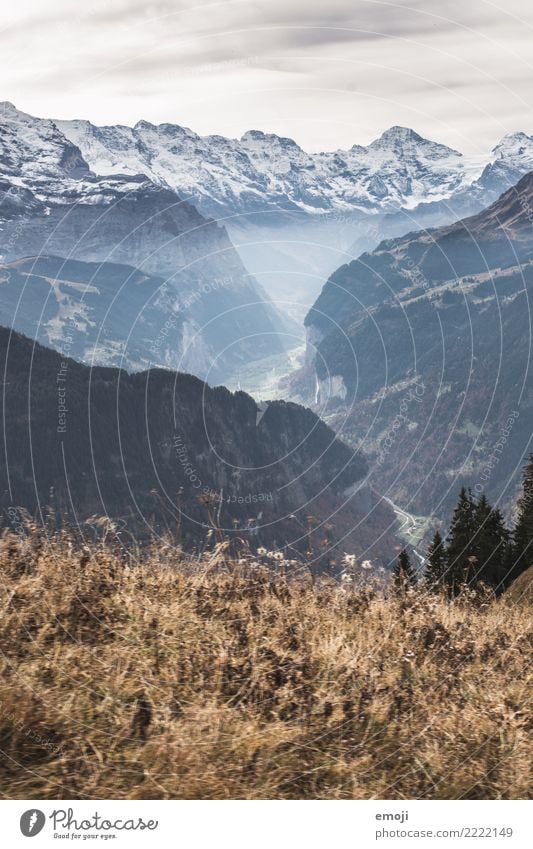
top-left (0, 101), bottom-right (35, 122)
top-left (134, 119), bottom-right (156, 131)
top-left (492, 131), bottom-right (533, 154)
top-left (368, 126), bottom-right (461, 159)
top-left (132, 119), bottom-right (198, 141)
top-left (0, 100), bottom-right (18, 113)
top-left (496, 130), bottom-right (531, 143)
top-left (240, 129), bottom-right (302, 150)
top-left (370, 126), bottom-right (424, 147)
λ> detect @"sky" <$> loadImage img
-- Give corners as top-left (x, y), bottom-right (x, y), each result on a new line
top-left (1, 0), bottom-right (533, 154)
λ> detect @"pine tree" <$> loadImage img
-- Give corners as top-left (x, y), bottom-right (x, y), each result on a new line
top-left (512, 453), bottom-right (533, 583)
top-left (446, 487), bottom-right (478, 593)
top-left (424, 530), bottom-right (447, 590)
top-left (393, 548), bottom-right (417, 592)
top-left (471, 494), bottom-right (510, 591)
top-left (445, 488), bottom-right (510, 593)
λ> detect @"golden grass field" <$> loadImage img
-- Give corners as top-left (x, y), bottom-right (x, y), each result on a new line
top-left (0, 528), bottom-right (531, 800)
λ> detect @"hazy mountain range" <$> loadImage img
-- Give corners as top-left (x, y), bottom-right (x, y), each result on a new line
top-left (51, 104), bottom-right (533, 314)
top-left (0, 102), bottom-right (288, 381)
top-left (53, 110), bottom-right (532, 217)
top-left (2, 100), bottom-right (533, 539)
top-left (301, 171), bottom-right (533, 523)
top-left (5, 101), bottom-right (533, 321)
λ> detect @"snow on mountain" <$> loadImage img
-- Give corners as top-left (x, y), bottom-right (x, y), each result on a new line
top-left (0, 100), bottom-right (153, 211)
top-left (3, 100), bottom-right (533, 362)
top-left (492, 131), bottom-right (533, 168)
top-left (49, 105), bottom-right (533, 321)
top-left (55, 115), bottom-right (486, 217)
top-left (0, 100), bottom-right (89, 183)
top-left (3, 101), bottom-right (532, 223)
top-left (0, 101), bottom-right (288, 382)
top-left (311, 127), bottom-right (482, 212)
top-left (470, 131), bottom-right (533, 201)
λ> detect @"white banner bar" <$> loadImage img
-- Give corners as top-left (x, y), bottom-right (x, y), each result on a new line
top-left (0, 799), bottom-right (530, 848)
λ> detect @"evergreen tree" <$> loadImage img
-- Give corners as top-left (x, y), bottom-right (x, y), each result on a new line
top-left (446, 487), bottom-right (478, 593)
top-left (393, 548), bottom-right (417, 592)
top-left (471, 494), bottom-right (510, 591)
top-left (512, 453), bottom-right (533, 582)
top-left (424, 530), bottom-right (447, 590)
top-left (445, 488), bottom-right (510, 593)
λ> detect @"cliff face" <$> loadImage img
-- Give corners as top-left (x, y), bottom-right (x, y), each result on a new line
top-left (302, 173), bottom-right (533, 521)
top-left (0, 328), bottom-right (396, 564)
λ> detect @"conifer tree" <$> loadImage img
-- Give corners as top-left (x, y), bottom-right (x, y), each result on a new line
top-left (444, 488), bottom-right (510, 593)
top-left (512, 453), bottom-right (533, 582)
top-left (393, 547), bottom-right (417, 592)
top-left (471, 494), bottom-right (509, 590)
top-left (424, 530), bottom-right (447, 590)
top-left (446, 487), bottom-right (478, 592)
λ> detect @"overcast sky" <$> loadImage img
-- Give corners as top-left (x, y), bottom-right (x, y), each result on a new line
top-left (1, 0), bottom-right (533, 153)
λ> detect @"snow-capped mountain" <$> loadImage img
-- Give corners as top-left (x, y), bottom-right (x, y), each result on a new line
top-left (48, 104), bottom-right (533, 319)
top-left (5, 95), bottom-right (533, 232)
top-left (0, 100), bottom-right (87, 183)
top-left (472, 131), bottom-right (533, 201)
top-left (0, 101), bottom-right (288, 381)
top-left (55, 115), bottom-right (485, 217)
top-left (3, 100), bottom-right (533, 337)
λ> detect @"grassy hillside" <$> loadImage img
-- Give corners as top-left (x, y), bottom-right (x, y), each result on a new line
top-left (0, 527), bottom-right (531, 799)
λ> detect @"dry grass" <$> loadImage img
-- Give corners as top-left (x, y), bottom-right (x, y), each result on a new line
top-left (0, 528), bottom-right (531, 800)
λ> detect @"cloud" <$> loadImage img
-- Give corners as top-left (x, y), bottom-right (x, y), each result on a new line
top-left (1, 0), bottom-right (533, 152)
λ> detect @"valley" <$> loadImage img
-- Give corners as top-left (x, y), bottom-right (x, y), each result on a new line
top-left (2, 1), bottom-right (533, 811)
top-left (2, 101), bottom-right (533, 563)
top-left (225, 341), bottom-right (306, 400)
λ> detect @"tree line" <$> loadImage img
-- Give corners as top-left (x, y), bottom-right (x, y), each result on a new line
top-left (393, 454), bottom-right (533, 594)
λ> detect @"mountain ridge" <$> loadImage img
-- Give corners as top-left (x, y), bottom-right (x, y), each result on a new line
top-left (0, 325), bottom-right (397, 563)
top-left (301, 170), bottom-right (533, 525)
top-left (53, 110), bottom-right (484, 216)
top-left (6, 101), bottom-right (533, 320)
top-left (0, 102), bottom-right (289, 381)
